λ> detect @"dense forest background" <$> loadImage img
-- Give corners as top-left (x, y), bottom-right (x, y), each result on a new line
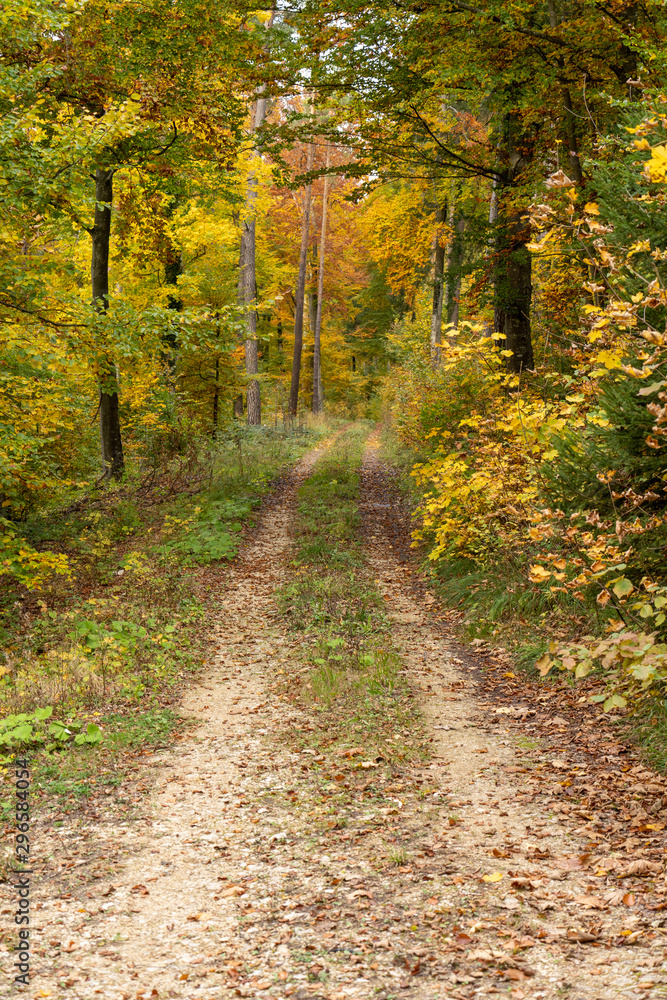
top-left (3, 0), bottom-right (667, 725)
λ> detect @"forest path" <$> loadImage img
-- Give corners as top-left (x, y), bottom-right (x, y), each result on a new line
top-left (17, 429), bottom-right (667, 1000)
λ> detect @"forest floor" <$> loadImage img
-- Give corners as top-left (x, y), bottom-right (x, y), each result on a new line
top-left (3, 427), bottom-right (667, 1000)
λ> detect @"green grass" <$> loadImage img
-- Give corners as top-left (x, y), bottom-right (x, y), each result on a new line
top-left (627, 701), bottom-right (667, 774)
top-left (6, 709), bottom-right (186, 824)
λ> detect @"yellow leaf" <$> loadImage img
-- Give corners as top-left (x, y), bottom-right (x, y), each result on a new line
top-left (482, 872), bottom-right (504, 883)
top-left (536, 654), bottom-right (553, 677)
top-left (529, 564), bottom-right (552, 583)
top-left (584, 201), bottom-right (600, 214)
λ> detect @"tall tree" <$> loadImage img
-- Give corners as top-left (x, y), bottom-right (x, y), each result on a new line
top-left (289, 136), bottom-right (315, 418)
top-left (238, 12), bottom-right (276, 425)
top-left (312, 146), bottom-right (331, 413)
top-left (429, 202), bottom-right (447, 364)
top-left (239, 93), bottom-right (270, 426)
top-left (91, 167), bottom-right (124, 478)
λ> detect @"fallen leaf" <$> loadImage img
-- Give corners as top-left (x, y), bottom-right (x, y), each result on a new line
top-left (469, 949), bottom-right (494, 962)
top-left (573, 894), bottom-right (606, 910)
top-left (220, 885), bottom-right (247, 897)
top-left (503, 968), bottom-right (526, 981)
top-left (482, 871), bottom-right (504, 883)
top-left (347, 889), bottom-right (372, 900)
top-left (556, 857), bottom-right (585, 871)
top-left (625, 859), bottom-right (661, 876)
top-left (566, 928), bottom-right (598, 943)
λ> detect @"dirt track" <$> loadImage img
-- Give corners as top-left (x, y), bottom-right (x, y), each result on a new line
top-left (3, 432), bottom-right (667, 999)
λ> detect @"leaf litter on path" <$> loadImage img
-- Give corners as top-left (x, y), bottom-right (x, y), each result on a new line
top-left (4, 432), bottom-right (667, 1000)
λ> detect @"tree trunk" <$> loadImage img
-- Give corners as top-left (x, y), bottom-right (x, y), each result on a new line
top-left (562, 87), bottom-right (583, 184)
top-left (500, 211), bottom-right (534, 372)
top-left (238, 94), bottom-right (268, 427)
top-left (92, 167), bottom-right (124, 480)
top-left (429, 203), bottom-right (447, 364)
top-left (212, 357), bottom-right (220, 439)
top-left (289, 139), bottom-right (315, 418)
top-left (547, 1), bottom-right (583, 185)
top-left (312, 151), bottom-right (330, 414)
top-left (308, 291), bottom-right (317, 339)
top-left (446, 214), bottom-right (465, 330)
top-left (492, 113), bottom-right (534, 373)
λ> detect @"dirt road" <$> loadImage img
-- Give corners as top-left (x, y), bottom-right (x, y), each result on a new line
top-left (4, 434), bottom-right (667, 999)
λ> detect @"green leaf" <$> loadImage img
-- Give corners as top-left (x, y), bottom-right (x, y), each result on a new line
top-left (613, 578), bottom-right (634, 598)
top-left (34, 706), bottom-right (53, 721)
top-left (48, 721), bottom-right (71, 741)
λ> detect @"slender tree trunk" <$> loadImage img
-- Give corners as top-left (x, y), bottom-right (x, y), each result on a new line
top-left (289, 139), bottom-right (315, 418)
top-left (212, 357), bottom-right (220, 438)
top-left (162, 246), bottom-right (181, 386)
top-left (497, 211), bottom-right (533, 372)
top-left (238, 94), bottom-right (269, 426)
top-left (562, 87), bottom-right (583, 184)
top-left (92, 167), bottom-right (124, 480)
top-left (312, 151), bottom-right (330, 414)
top-left (429, 203), bottom-right (447, 364)
top-left (308, 291), bottom-right (317, 341)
